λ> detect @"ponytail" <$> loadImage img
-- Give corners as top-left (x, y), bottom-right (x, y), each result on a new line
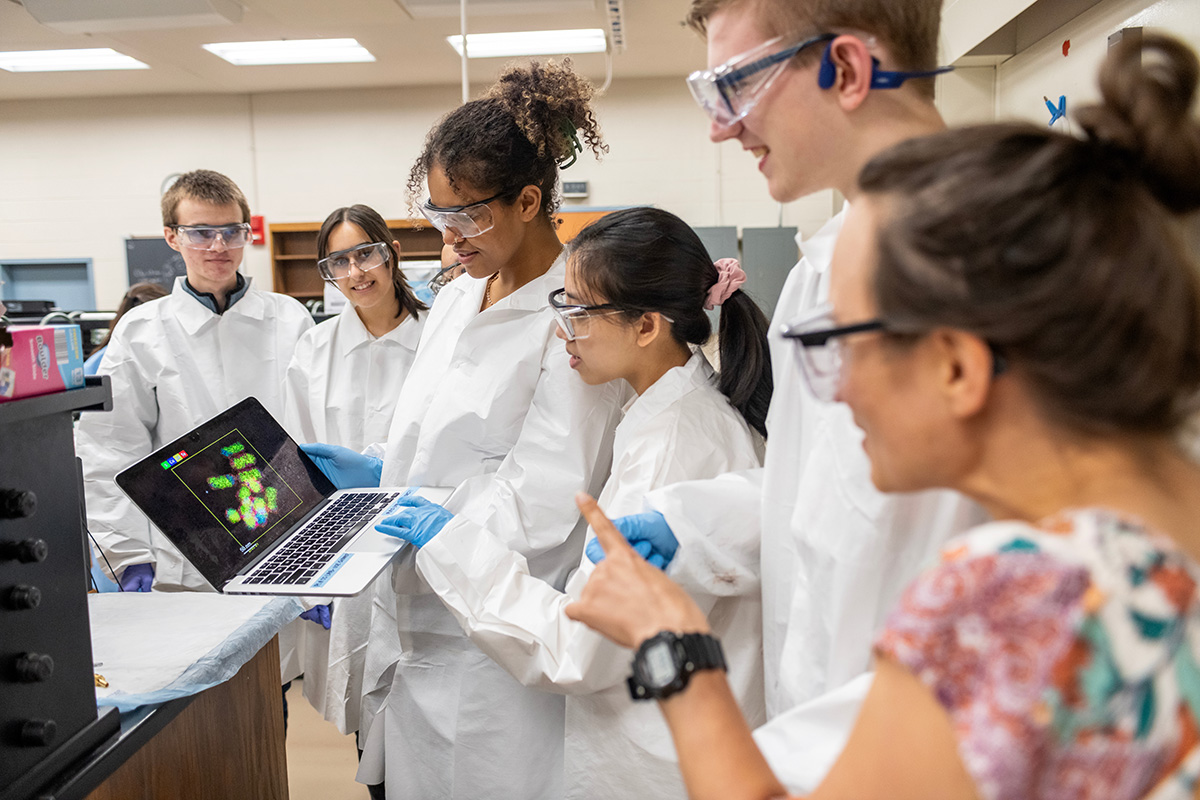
top-left (568, 207), bottom-right (774, 437)
top-left (716, 290), bottom-right (773, 438)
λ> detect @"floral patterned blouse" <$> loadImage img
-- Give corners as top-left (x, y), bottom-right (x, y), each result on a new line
top-left (876, 508), bottom-right (1200, 800)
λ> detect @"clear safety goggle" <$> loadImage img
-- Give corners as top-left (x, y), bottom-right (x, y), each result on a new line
top-left (687, 33), bottom-right (835, 128)
top-left (548, 288), bottom-right (627, 341)
top-left (317, 241), bottom-right (390, 282)
top-left (780, 304), bottom-right (886, 402)
top-left (428, 261), bottom-right (465, 296)
top-left (173, 223), bottom-right (252, 250)
top-left (419, 189), bottom-right (512, 239)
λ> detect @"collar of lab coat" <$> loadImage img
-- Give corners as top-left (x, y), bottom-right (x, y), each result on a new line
top-left (334, 304), bottom-right (423, 357)
top-left (795, 205), bottom-right (848, 276)
top-left (170, 275), bottom-right (268, 335)
top-left (618, 351), bottom-right (715, 441)
top-left (436, 249), bottom-right (567, 314)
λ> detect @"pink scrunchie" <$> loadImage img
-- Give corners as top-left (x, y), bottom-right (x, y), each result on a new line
top-left (705, 258), bottom-right (747, 310)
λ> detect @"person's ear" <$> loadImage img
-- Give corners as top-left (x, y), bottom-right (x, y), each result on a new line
top-left (517, 185), bottom-right (543, 222)
top-left (164, 226), bottom-right (183, 253)
top-left (932, 329), bottom-right (994, 419)
top-left (635, 313), bottom-right (666, 348)
top-left (824, 35), bottom-right (875, 111)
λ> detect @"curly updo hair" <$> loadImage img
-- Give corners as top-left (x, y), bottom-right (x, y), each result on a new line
top-left (407, 59), bottom-right (607, 220)
top-left (858, 33), bottom-right (1200, 438)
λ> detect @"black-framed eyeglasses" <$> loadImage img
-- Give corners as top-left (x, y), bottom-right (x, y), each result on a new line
top-left (429, 261), bottom-right (465, 296)
top-left (782, 306), bottom-right (1006, 402)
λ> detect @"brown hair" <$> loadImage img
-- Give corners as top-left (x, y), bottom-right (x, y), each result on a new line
top-left (317, 205), bottom-right (426, 322)
top-left (686, 0), bottom-right (941, 98)
top-left (858, 34), bottom-right (1200, 437)
top-left (161, 169), bottom-right (251, 226)
top-left (99, 282), bottom-right (169, 349)
top-left (406, 59), bottom-right (607, 220)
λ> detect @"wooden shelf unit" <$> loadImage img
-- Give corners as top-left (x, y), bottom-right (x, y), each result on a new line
top-left (269, 219), bottom-right (443, 301)
top-left (270, 210), bottom-right (619, 300)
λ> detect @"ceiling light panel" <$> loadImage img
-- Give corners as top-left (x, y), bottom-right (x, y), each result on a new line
top-left (0, 48), bottom-right (150, 72)
top-left (202, 39), bottom-right (376, 66)
top-left (447, 29), bottom-right (607, 58)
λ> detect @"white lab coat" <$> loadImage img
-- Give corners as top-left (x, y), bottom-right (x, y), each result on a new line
top-left (414, 352), bottom-right (766, 799)
top-left (76, 277), bottom-right (313, 593)
top-left (644, 211), bottom-right (987, 793)
top-left (356, 254), bottom-right (625, 799)
top-left (281, 306), bottom-right (424, 729)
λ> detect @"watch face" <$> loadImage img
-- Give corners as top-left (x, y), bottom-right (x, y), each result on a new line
top-left (642, 641), bottom-right (677, 689)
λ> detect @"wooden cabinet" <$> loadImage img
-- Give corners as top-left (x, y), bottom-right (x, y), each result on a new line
top-left (269, 220), bottom-right (443, 301)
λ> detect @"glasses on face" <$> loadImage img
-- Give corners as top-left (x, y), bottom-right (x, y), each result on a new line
top-left (317, 242), bottom-right (390, 282)
top-left (687, 33), bottom-right (836, 128)
top-left (548, 289), bottom-right (628, 341)
top-left (780, 304), bottom-right (887, 402)
top-left (172, 223), bottom-right (252, 250)
top-left (420, 189), bottom-right (513, 239)
top-left (428, 261), bottom-right (465, 296)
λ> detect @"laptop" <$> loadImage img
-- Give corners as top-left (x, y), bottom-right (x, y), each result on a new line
top-left (116, 396), bottom-right (449, 596)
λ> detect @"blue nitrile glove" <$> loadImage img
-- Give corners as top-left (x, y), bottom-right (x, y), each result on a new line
top-left (586, 510), bottom-right (678, 571)
top-left (300, 604), bottom-right (332, 630)
top-left (120, 562), bottom-right (155, 592)
top-left (375, 493), bottom-right (454, 549)
top-left (299, 442), bottom-right (382, 489)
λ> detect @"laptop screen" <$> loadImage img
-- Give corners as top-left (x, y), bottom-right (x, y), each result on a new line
top-left (116, 397), bottom-right (336, 589)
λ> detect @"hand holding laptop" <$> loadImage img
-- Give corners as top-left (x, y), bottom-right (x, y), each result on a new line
top-left (299, 443), bottom-right (382, 489)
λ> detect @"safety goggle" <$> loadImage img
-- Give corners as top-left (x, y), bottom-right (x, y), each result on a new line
top-left (687, 33), bottom-right (835, 128)
top-left (428, 261), bottom-right (465, 296)
top-left (172, 223), bottom-right (252, 250)
top-left (419, 189), bottom-right (513, 239)
top-left (548, 288), bottom-right (627, 341)
top-left (317, 242), bottom-right (390, 282)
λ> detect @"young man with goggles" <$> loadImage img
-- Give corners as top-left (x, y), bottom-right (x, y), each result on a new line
top-left (76, 169), bottom-right (313, 595)
top-left (593, 0), bottom-right (983, 794)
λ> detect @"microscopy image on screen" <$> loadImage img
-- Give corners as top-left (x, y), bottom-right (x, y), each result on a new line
top-left (169, 429), bottom-right (305, 554)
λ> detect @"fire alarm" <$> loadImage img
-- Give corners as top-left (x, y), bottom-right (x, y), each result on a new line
top-left (250, 215), bottom-right (265, 246)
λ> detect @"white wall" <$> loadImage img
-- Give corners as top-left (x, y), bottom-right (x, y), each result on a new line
top-left (0, 77), bottom-right (835, 310)
top-left (996, 0), bottom-right (1200, 123)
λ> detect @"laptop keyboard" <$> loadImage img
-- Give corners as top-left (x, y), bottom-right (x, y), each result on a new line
top-left (245, 491), bottom-right (401, 586)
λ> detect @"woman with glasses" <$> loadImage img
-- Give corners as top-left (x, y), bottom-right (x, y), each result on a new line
top-left (566, 35), bottom-right (1200, 800)
top-left (375, 206), bottom-right (771, 799)
top-left (279, 204), bottom-right (426, 741)
top-left (301, 61), bottom-right (624, 799)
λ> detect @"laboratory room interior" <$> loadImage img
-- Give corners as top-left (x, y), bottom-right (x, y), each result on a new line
top-left (1, 0), bottom-right (1198, 799)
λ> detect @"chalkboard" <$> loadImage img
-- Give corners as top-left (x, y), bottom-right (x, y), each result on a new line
top-left (125, 237), bottom-right (186, 291)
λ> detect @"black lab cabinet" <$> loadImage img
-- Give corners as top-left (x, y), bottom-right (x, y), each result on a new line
top-left (0, 376), bottom-right (120, 800)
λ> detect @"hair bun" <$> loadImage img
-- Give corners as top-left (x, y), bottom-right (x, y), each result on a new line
top-left (485, 59), bottom-right (608, 165)
top-left (1075, 33), bottom-right (1200, 214)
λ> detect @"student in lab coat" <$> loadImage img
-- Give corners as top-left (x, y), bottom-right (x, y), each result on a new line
top-left (373, 206), bottom-right (772, 799)
top-left (300, 61), bottom-right (625, 799)
top-left (76, 169), bottom-right (313, 592)
top-left (280, 204), bottom-right (426, 733)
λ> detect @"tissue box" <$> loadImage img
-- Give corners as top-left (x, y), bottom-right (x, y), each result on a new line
top-left (0, 325), bottom-right (86, 402)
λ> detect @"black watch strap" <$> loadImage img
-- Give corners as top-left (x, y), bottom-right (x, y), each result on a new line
top-left (679, 632), bottom-right (727, 673)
